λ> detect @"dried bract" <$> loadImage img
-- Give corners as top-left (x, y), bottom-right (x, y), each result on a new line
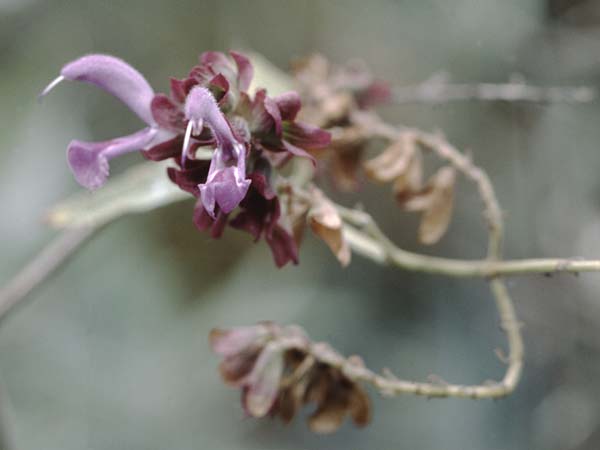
top-left (307, 188), bottom-right (351, 266)
top-left (210, 323), bottom-right (371, 434)
top-left (403, 166), bottom-right (456, 244)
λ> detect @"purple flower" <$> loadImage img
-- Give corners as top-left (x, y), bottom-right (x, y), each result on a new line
top-left (183, 86), bottom-right (250, 217)
top-left (45, 50), bottom-right (332, 267)
top-left (40, 54), bottom-right (170, 190)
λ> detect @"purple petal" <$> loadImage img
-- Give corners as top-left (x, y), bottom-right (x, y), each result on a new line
top-left (266, 225), bottom-right (300, 267)
top-left (170, 77), bottom-right (198, 103)
top-left (199, 165), bottom-right (250, 217)
top-left (55, 54), bottom-right (156, 126)
top-left (143, 135), bottom-right (184, 162)
top-left (264, 96), bottom-right (282, 135)
top-left (185, 86), bottom-right (251, 215)
top-left (193, 206), bottom-right (228, 238)
top-left (208, 73), bottom-right (230, 103)
top-left (151, 94), bottom-right (186, 131)
top-left (230, 51), bottom-right (254, 92)
top-left (274, 92), bottom-right (301, 121)
top-left (184, 86), bottom-right (239, 155)
top-left (199, 51), bottom-right (231, 68)
top-left (241, 90), bottom-right (273, 134)
top-left (68, 127), bottom-right (159, 190)
top-left (283, 122), bottom-right (331, 150)
top-left (169, 78), bottom-right (188, 104)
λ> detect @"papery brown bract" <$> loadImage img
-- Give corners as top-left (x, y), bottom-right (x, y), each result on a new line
top-left (307, 188), bottom-right (351, 267)
top-left (305, 366), bottom-right (371, 434)
top-left (364, 134), bottom-right (421, 187)
top-left (404, 166), bottom-right (456, 244)
top-left (325, 126), bottom-right (369, 191)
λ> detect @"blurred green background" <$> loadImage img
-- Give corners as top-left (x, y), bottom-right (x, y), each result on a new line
top-left (2, 0), bottom-right (600, 449)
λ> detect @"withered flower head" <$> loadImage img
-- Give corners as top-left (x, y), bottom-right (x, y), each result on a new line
top-left (291, 54), bottom-right (391, 192)
top-left (210, 323), bottom-right (371, 434)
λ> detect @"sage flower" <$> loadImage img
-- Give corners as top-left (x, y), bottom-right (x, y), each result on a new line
top-left (44, 50), bottom-right (330, 267)
top-left (40, 54), bottom-right (170, 190)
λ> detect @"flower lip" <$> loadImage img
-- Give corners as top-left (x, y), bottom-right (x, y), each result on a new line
top-left (67, 127), bottom-right (160, 190)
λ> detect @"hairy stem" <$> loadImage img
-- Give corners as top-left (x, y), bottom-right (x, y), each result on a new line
top-left (392, 75), bottom-right (597, 104)
top-left (341, 221), bottom-right (599, 277)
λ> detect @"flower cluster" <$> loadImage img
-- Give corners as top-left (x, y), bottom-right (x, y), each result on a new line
top-left (42, 51), bottom-right (330, 267)
top-left (210, 323), bottom-right (371, 434)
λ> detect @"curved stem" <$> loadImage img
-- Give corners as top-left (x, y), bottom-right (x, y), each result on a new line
top-left (340, 113), bottom-right (524, 398)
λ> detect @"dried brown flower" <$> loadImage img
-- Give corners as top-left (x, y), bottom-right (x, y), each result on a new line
top-left (210, 323), bottom-right (371, 434)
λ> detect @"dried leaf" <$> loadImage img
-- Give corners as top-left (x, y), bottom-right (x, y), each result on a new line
top-left (405, 166), bottom-right (456, 245)
top-left (276, 371), bottom-right (311, 424)
top-left (308, 399), bottom-right (347, 434)
top-left (364, 134), bottom-right (417, 184)
top-left (326, 126), bottom-right (369, 192)
top-left (308, 188), bottom-right (351, 266)
top-left (393, 144), bottom-right (423, 201)
top-left (348, 384), bottom-right (371, 428)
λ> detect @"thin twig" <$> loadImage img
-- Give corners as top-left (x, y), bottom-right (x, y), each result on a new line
top-left (0, 226), bottom-right (97, 322)
top-left (339, 218), bottom-right (600, 277)
top-left (359, 112), bottom-right (503, 258)
top-left (392, 74), bottom-right (597, 104)
top-left (334, 113), bottom-right (524, 398)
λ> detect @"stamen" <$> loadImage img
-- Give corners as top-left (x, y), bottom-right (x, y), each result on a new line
top-left (38, 75), bottom-right (65, 102)
top-left (181, 120), bottom-right (194, 166)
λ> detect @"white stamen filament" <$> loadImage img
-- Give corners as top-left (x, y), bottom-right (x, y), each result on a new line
top-left (181, 120), bottom-right (194, 166)
top-left (38, 75), bottom-right (65, 101)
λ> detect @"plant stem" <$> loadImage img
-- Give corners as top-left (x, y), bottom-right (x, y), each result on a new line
top-left (0, 226), bottom-right (97, 322)
top-left (392, 75), bottom-right (597, 104)
top-left (341, 221), bottom-right (600, 277)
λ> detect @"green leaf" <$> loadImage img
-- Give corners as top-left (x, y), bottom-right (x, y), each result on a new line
top-left (46, 160), bottom-right (190, 229)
